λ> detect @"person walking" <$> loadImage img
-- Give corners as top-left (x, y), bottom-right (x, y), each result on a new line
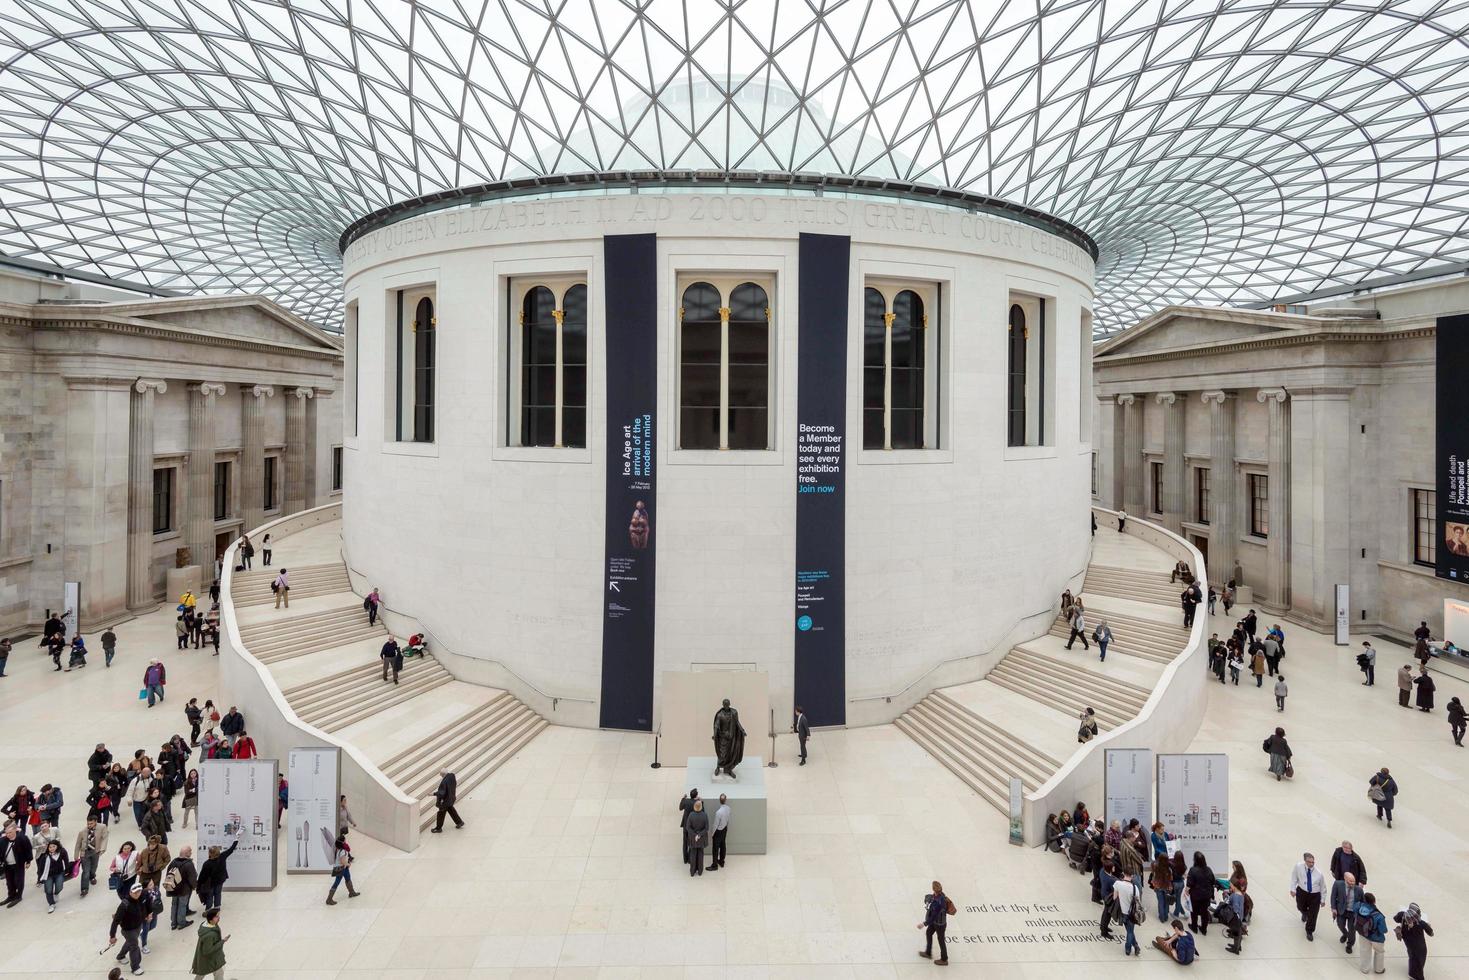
top-left (1360, 641), bottom-right (1376, 686)
top-left (1228, 647), bottom-right (1243, 685)
top-left (1065, 606), bottom-right (1090, 650)
top-left (1413, 666), bottom-right (1435, 712)
top-left (918, 880), bottom-right (951, 965)
top-left (238, 533), bottom-right (253, 569)
top-left (1331, 840), bottom-right (1367, 885)
top-left (1393, 902), bottom-right (1433, 980)
top-left (195, 839), bottom-right (237, 909)
top-left (1397, 663), bottom-right (1414, 708)
top-left (164, 845), bottom-right (198, 929)
top-left (1369, 769), bottom-right (1398, 828)
top-left (271, 568), bottom-right (289, 608)
top-left (0, 636), bottom-right (10, 677)
top-left (706, 793), bottom-right (730, 871)
top-left (792, 705), bottom-right (811, 765)
top-left (107, 882), bottom-right (148, 976)
top-left (1077, 707), bottom-right (1098, 743)
top-left (1095, 620), bottom-right (1113, 662)
top-left (141, 801), bottom-right (170, 844)
top-left (37, 838), bottom-right (69, 912)
top-left (324, 829), bottom-right (360, 904)
top-left (1117, 510), bottom-right (1127, 532)
top-left (1274, 674), bottom-right (1289, 711)
top-left (1264, 727), bottom-right (1292, 780)
top-left (365, 588), bottom-right (380, 626)
top-left (380, 637), bottom-right (402, 684)
top-left (232, 731), bottom-right (257, 760)
top-left (338, 795), bottom-right (358, 833)
top-left (180, 772), bottom-right (199, 829)
top-left (1331, 871), bottom-right (1363, 954)
top-left (184, 699), bottom-right (203, 745)
top-left (1251, 646), bottom-right (1267, 687)
top-left (1356, 892), bottom-right (1388, 975)
top-left (107, 840), bottom-right (139, 894)
top-left (684, 799), bottom-right (709, 877)
top-left (73, 814), bottom-right (108, 896)
top-left (1262, 632), bottom-right (1283, 675)
top-left (1181, 584), bottom-right (1199, 628)
top-left (430, 770), bottom-right (463, 833)
top-left (142, 659), bottom-right (166, 706)
top-left (261, 532), bottom-right (272, 566)
top-left (175, 615), bottom-right (188, 650)
top-left (100, 628), bottom-right (117, 668)
top-left (136, 834), bottom-right (170, 888)
top-left (1289, 851), bottom-right (1326, 941)
top-left (1448, 697), bottom-right (1466, 747)
top-left (219, 706), bottom-right (244, 739)
top-left (1, 821), bottom-right (34, 906)
top-left (190, 906), bottom-right (230, 980)
top-left (1185, 851), bottom-right (1216, 934)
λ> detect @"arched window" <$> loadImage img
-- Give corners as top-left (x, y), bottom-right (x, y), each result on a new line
top-left (515, 281), bottom-right (587, 448)
top-left (679, 282), bottom-right (721, 450)
top-left (1007, 302), bottom-right (1028, 447)
top-left (678, 278), bottom-right (772, 451)
top-left (413, 296), bottom-right (435, 443)
top-left (863, 283), bottom-right (937, 450)
top-left (726, 282), bottom-right (769, 450)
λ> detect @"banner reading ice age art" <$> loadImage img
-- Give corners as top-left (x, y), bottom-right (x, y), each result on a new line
top-left (1438, 314), bottom-right (1469, 582)
top-left (1156, 753), bottom-right (1228, 871)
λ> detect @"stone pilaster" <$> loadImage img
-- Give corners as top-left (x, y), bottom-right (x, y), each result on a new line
top-left (1118, 393), bottom-right (1144, 516)
top-left (186, 382), bottom-right (226, 572)
top-left (126, 379), bottom-right (167, 610)
top-left (1202, 390), bottom-right (1238, 588)
top-left (241, 384), bottom-right (274, 533)
top-left (1108, 396), bottom-right (1126, 510)
top-left (1156, 391), bottom-right (1184, 533)
top-left (1258, 388), bottom-right (1291, 609)
top-left (285, 387), bottom-right (314, 514)
top-left (1288, 387), bottom-right (1353, 627)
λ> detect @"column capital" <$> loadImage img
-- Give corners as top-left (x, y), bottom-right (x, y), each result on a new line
top-left (1154, 391), bottom-right (1178, 406)
top-left (290, 386), bottom-right (315, 400)
top-left (1256, 388), bottom-right (1289, 404)
top-left (1200, 390), bottom-right (1235, 406)
top-left (133, 378), bottom-right (167, 395)
top-left (196, 382), bottom-right (226, 398)
top-left (249, 384), bottom-right (276, 398)
top-left (1116, 393), bottom-right (1138, 406)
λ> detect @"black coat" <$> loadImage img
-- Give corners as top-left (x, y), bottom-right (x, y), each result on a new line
top-left (1186, 864), bottom-right (1216, 902)
top-left (196, 840), bottom-right (237, 891)
top-left (0, 834), bottom-right (32, 867)
top-left (1414, 674), bottom-right (1435, 709)
top-left (1330, 847), bottom-right (1366, 884)
top-left (88, 749), bottom-right (114, 781)
top-left (685, 810), bottom-right (710, 848)
top-left (435, 773), bottom-right (457, 808)
top-left (109, 896), bottom-right (147, 936)
top-left (219, 711), bottom-right (245, 737)
top-left (165, 857), bottom-right (199, 896)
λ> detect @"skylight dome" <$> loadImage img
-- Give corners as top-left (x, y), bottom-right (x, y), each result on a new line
top-left (0, 0), bottom-right (1465, 334)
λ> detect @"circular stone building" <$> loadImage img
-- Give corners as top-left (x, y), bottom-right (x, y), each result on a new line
top-left (339, 174), bottom-right (1097, 731)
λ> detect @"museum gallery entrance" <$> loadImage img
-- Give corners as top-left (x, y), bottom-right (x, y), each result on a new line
top-left (216, 531), bottom-right (235, 566)
top-left (1191, 533), bottom-right (1209, 570)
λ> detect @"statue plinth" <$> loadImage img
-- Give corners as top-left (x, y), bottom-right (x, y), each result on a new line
top-left (684, 756), bottom-right (767, 855)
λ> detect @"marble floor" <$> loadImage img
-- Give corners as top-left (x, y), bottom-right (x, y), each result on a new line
top-left (1, 577), bottom-right (1465, 978)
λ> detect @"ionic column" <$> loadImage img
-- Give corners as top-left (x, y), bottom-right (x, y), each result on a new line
top-left (1202, 390), bottom-right (1238, 588)
top-left (241, 385), bottom-right (274, 532)
top-left (1258, 389), bottom-right (1291, 609)
top-left (126, 379), bottom-right (167, 610)
top-left (1118, 393), bottom-right (1144, 516)
top-left (1156, 392), bottom-right (1185, 533)
top-left (285, 387), bottom-right (314, 514)
top-left (186, 383), bottom-right (226, 573)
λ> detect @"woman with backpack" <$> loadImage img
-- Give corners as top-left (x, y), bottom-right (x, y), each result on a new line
top-left (918, 880), bottom-right (952, 965)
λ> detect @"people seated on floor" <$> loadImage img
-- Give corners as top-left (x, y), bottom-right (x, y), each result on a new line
top-left (406, 633), bottom-right (428, 658)
top-left (1170, 560), bottom-right (1193, 584)
top-left (1153, 919), bottom-right (1196, 963)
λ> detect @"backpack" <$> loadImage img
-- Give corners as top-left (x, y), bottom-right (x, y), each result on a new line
top-left (270, 580), bottom-right (279, 592)
top-left (164, 865), bottom-right (182, 894)
top-left (1173, 932), bottom-right (1196, 964)
top-left (1355, 909), bottom-right (1376, 938)
top-left (363, 596), bottom-right (371, 610)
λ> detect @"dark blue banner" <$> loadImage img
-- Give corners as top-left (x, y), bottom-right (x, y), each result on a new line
top-left (794, 233), bottom-right (850, 726)
top-left (1438, 313), bottom-right (1469, 582)
top-left (599, 233), bottom-right (658, 730)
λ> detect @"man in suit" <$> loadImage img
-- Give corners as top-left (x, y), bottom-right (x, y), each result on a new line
top-left (792, 706), bottom-right (811, 765)
top-left (1288, 851), bottom-right (1327, 940)
top-left (1330, 871), bottom-right (1363, 953)
top-left (1, 821), bottom-right (33, 905)
top-left (678, 789), bottom-right (698, 865)
top-left (707, 794), bottom-right (730, 871)
top-left (431, 770), bottom-right (463, 833)
top-left (1329, 841), bottom-right (1366, 885)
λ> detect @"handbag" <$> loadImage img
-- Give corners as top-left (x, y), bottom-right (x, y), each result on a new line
top-left (27, 809), bottom-right (40, 826)
top-left (1284, 761), bottom-right (1294, 779)
top-left (107, 871), bottom-right (121, 891)
top-left (944, 897), bottom-right (958, 916)
top-left (1131, 901), bottom-right (1147, 926)
top-left (209, 709), bottom-right (221, 722)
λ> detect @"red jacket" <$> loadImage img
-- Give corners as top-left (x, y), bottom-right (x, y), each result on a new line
top-left (233, 737), bottom-right (256, 760)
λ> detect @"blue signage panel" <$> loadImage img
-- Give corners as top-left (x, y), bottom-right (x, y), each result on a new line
top-left (793, 233), bottom-right (850, 726)
top-left (1438, 314), bottom-right (1469, 582)
top-left (599, 233), bottom-right (658, 731)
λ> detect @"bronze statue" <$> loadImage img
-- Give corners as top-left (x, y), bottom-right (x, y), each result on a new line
top-left (712, 699), bottom-right (746, 777)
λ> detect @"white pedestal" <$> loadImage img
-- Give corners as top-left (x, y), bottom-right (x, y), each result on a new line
top-left (1234, 585), bottom-right (1255, 605)
top-left (685, 756), bottom-right (767, 855)
top-left (166, 565), bottom-right (202, 602)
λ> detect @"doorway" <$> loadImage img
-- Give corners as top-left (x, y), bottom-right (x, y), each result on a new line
top-left (215, 532), bottom-right (235, 573)
top-left (1190, 533), bottom-right (1209, 571)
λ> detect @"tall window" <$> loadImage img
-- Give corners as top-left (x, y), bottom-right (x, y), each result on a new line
top-left (263, 456), bottom-right (277, 511)
top-left (515, 282), bottom-right (587, 448)
top-left (1249, 474), bottom-right (1269, 537)
top-left (1150, 461), bottom-right (1164, 514)
top-left (1195, 466), bottom-right (1211, 524)
top-left (1413, 488), bottom-right (1436, 567)
top-left (678, 279), bottom-right (770, 450)
top-left (213, 461), bottom-right (231, 521)
top-left (152, 468), bottom-right (173, 534)
top-left (332, 446), bottom-right (343, 492)
top-left (863, 283), bottom-right (935, 450)
top-left (412, 296), bottom-right (435, 442)
top-left (1091, 452), bottom-right (1099, 496)
top-left (1007, 303), bottom-right (1027, 446)
top-left (1006, 293), bottom-right (1048, 447)
top-left (346, 301), bottom-right (358, 437)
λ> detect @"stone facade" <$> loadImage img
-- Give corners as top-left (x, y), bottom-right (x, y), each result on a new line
top-left (1092, 279), bottom-right (1469, 641)
top-left (0, 268), bottom-right (343, 633)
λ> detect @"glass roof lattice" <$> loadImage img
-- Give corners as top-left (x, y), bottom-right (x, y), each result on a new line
top-left (0, 0), bottom-right (1466, 336)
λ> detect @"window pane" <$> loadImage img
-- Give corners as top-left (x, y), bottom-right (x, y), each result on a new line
top-left (680, 407), bottom-right (719, 449)
top-left (521, 407), bottom-right (555, 447)
top-left (863, 288), bottom-right (886, 448)
top-left (681, 364), bottom-right (720, 408)
top-left (890, 409), bottom-right (921, 450)
top-left (413, 297), bottom-right (435, 443)
top-left (729, 282), bottom-right (767, 322)
top-left (727, 407), bottom-right (767, 450)
top-left (681, 281), bottom-right (720, 322)
top-left (890, 367), bottom-right (918, 411)
top-left (864, 288), bottom-right (886, 370)
top-left (1008, 303), bottom-right (1027, 446)
top-left (728, 321), bottom-right (767, 363)
top-left (523, 364), bottom-right (557, 406)
top-left (891, 290), bottom-right (922, 368)
top-left (562, 284), bottom-right (587, 327)
top-left (681, 320), bottom-right (720, 363)
top-left (728, 364), bottom-right (768, 408)
top-left (562, 363), bottom-right (587, 409)
top-left (561, 407), bottom-right (586, 450)
top-left (863, 408), bottom-right (884, 450)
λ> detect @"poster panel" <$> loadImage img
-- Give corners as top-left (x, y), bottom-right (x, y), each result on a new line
top-left (1438, 313), bottom-right (1469, 582)
top-left (1104, 748), bottom-right (1153, 832)
top-left (197, 759), bottom-right (278, 890)
top-left (1156, 753), bottom-right (1228, 872)
top-left (1334, 584), bottom-right (1350, 645)
top-left (793, 233), bottom-right (850, 726)
top-left (286, 747), bottom-right (341, 874)
top-left (1008, 777), bottom-right (1024, 846)
top-left (62, 581), bottom-right (80, 636)
top-left (599, 233), bottom-right (659, 731)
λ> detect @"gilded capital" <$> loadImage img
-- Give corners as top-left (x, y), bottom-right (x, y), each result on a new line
top-left (133, 378), bottom-right (167, 395)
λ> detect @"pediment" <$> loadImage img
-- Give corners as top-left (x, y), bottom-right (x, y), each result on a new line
top-left (1097, 307), bottom-right (1309, 358)
top-left (97, 295), bottom-right (341, 351)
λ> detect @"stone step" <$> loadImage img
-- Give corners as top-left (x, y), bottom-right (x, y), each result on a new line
top-left (239, 605), bottom-right (372, 643)
top-left (904, 698), bottom-right (1053, 790)
top-left (381, 694), bottom-right (519, 783)
top-left (894, 714), bottom-right (1009, 814)
top-left (1006, 645), bottom-right (1153, 703)
top-left (985, 661), bottom-right (1134, 730)
top-left (254, 622), bottom-right (387, 664)
top-left (302, 669), bottom-right (457, 733)
top-left (415, 713), bottom-right (547, 831)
